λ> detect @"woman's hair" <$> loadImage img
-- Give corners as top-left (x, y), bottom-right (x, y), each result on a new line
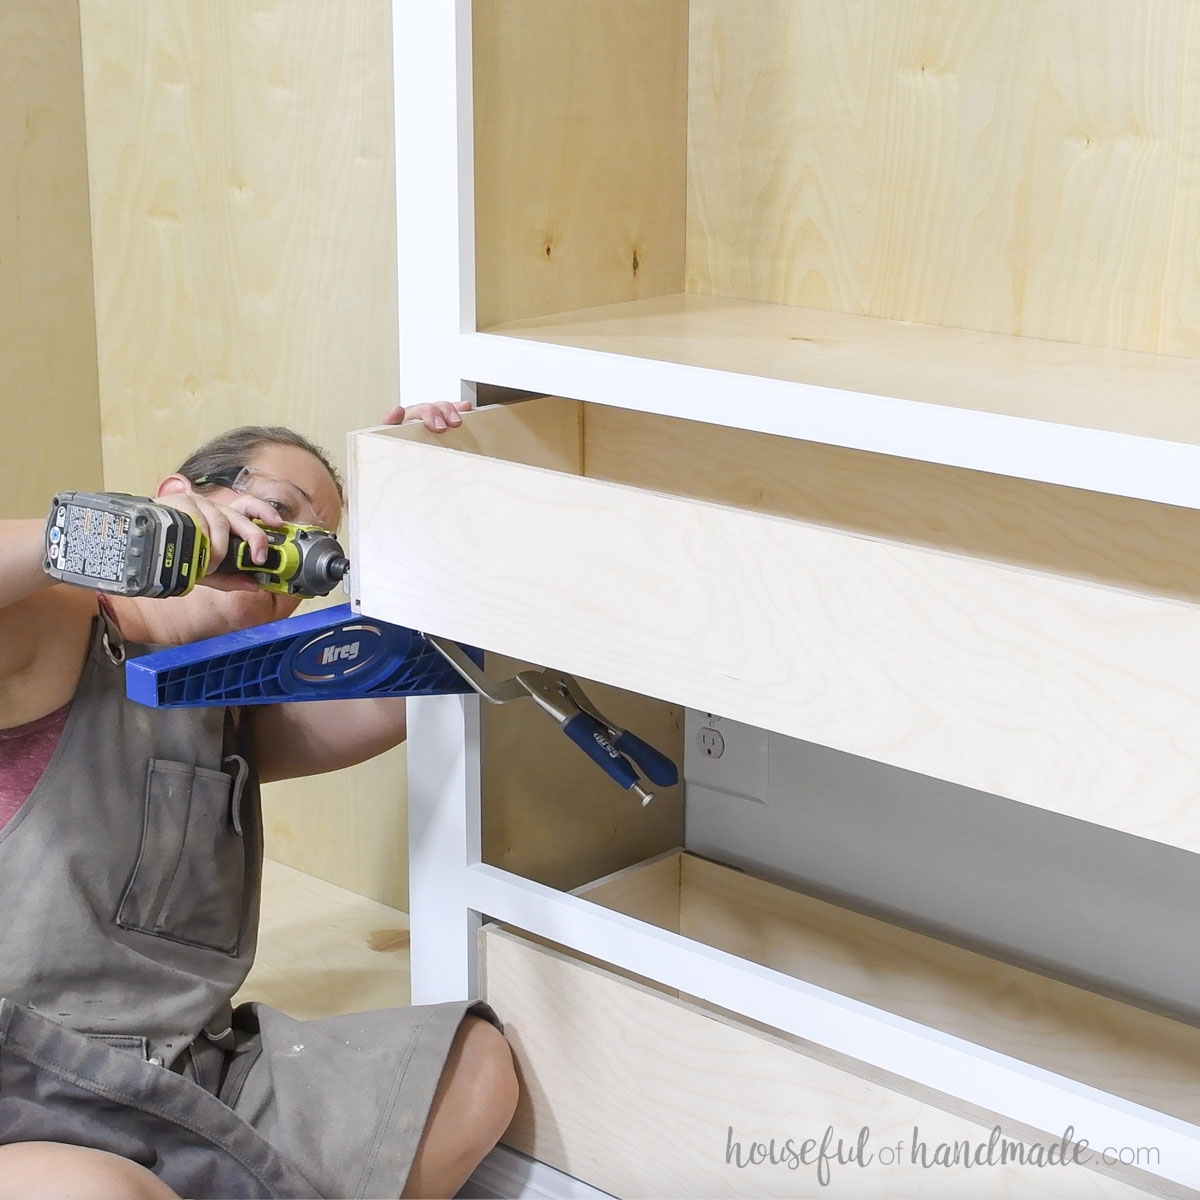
top-left (175, 426), bottom-right (344, 501)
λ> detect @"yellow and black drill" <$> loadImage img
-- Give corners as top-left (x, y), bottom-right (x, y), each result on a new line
top-left (42, 492), bottom-right (348, 599)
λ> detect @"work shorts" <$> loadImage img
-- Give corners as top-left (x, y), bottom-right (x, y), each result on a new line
top-left (0, 995), bottom-right (498, 1198)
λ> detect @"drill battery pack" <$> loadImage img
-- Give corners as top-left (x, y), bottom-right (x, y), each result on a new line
top-left (44, 492), bottom-right (209, 599)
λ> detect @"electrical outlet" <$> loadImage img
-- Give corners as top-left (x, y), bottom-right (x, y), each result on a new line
top-left (684, 709), bottom-right (769, 804)
top-left (697, 726), bottom-right (725, 758)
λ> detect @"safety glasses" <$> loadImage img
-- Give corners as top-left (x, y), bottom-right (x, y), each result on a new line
top-left (192, 465), bottom-right (327, 529)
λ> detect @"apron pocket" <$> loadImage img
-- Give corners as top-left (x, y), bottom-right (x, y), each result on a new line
top-left (86, 1032), bottom-right (150, 1058)
top-left (117, 759), bottom-right (246, 954)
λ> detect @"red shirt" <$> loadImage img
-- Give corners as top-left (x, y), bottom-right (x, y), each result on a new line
top-left (0, 702), bottom-right (72, 831)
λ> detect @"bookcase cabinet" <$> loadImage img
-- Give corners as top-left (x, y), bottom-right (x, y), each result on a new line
top-left (354, 3), bottom-right (1200, 1194)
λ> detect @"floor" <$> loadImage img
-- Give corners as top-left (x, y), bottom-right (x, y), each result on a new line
top-left (234, 857), bottom-right (412, 1018)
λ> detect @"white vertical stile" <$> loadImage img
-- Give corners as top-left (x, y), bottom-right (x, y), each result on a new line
top-left (393, 0), bottom-right (475, 408)
top-left (392, 1), bottom-right (482, 1003)
top-left (406, 695), bottom-right (482, 1002)
top-left (451, 0), bottom-right (476, 340)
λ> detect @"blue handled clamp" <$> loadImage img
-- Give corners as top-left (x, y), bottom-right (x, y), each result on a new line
top-left (427, 636), bottom-right (678, 805)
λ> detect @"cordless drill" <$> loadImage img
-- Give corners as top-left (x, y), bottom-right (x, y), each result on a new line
top-left (42, 492), bottom-right (349, 599)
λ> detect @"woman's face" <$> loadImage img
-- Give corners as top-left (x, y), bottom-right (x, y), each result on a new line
top-left (157, 443), bottom-right (345, 642)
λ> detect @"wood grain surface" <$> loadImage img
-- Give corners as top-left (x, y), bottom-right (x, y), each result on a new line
top-left (76, 0), bottom-right (405, 906)
top-left (78, 0), bottom-right (399, 491)
top-left (486, 926), bottom-right (1160, 1199)
top-left (235, 858), bottom-right (410, 1019)
top-left (1, 0), bottom-right (103, 517)
top-left (472, 0), bottom-right (689, 327)
top-left (686, 0), bottom-right (1200, 358)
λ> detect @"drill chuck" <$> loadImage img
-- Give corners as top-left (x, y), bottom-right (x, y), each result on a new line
top-left (218, 524), bottom-right (349, 597)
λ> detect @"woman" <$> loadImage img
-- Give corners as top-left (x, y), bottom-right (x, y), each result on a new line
top-left (0, 404), bottom-right (517, 1199)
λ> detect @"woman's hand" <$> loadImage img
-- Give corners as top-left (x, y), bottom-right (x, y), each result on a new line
top-left (380, 401), bottom-right (472, 432)
top-left (156, 489), bottom-right (281, 591)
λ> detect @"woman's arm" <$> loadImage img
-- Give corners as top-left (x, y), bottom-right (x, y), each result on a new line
top-left (248, 696), bottom-right (408, 783)
top-left (0, 519), bottom-right (95, 724)
top-left (0, 519), bottom-right (55, 613)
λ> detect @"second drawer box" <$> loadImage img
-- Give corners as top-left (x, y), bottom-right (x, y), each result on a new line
top-left (482, 851), bottom-right (1195, 1198)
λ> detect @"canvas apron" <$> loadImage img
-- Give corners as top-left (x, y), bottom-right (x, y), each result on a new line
top-left (0, 614), bottom-right (322, 1197)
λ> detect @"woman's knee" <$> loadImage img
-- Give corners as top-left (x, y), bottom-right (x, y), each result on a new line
top-left (451, 1014), bottom-right (519, 1138)
top-left (0, 1141), bottom-right (180, 1200)
top-left (403, 1017), bottom-right (519, 1198)
top-left (428, 1014), bottom-right (519, 1159)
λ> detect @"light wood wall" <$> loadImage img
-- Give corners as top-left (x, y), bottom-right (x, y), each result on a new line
top-left (78, 0), bottom-right (404, 907)
top-left (1, 1), bottom-right (405, 906)
top-left (482, 654), bottom-right (684, 892)
top-left (0, 1), bottom-right (103, 516)
top-left (78, 0), bottom-right (400, 487)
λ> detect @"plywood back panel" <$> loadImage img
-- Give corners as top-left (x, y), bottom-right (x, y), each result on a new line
top-left (0, 0), bottom-right (103, 517)
top-left (76, 0), bottom-right (404, 907)
top-left (78, 0), bottom-right (398, 495)
top-left (473, 0), bottom-right (689, 327)
top-left (687, 0), bottom-right (1200, 356)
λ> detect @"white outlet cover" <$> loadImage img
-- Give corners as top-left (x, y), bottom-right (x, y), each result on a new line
top-left (683, 708), bottom-right (769, 804)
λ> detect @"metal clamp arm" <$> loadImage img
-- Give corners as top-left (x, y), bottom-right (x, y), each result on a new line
top-left (425, 635), bottom-right (527, 702)
top-left (425, 636), bottom-right (667, 804)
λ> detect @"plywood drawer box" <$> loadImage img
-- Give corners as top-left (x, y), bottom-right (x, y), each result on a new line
top-left (482, 851), bottom-right (1196, 1198)
top-left (351, 396), bottom-right (1200, 854)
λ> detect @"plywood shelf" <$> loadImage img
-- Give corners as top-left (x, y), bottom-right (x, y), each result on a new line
top-left (235, 859), bottom-right (411, 1020)
top-left (462, 293), bottom-right (1200, 510)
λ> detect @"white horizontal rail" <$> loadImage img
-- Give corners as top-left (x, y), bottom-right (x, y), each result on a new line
top-left (466, 861), bottom-right (1200, 1190)
top-left (459, 331), bottom-right (1200, 513)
